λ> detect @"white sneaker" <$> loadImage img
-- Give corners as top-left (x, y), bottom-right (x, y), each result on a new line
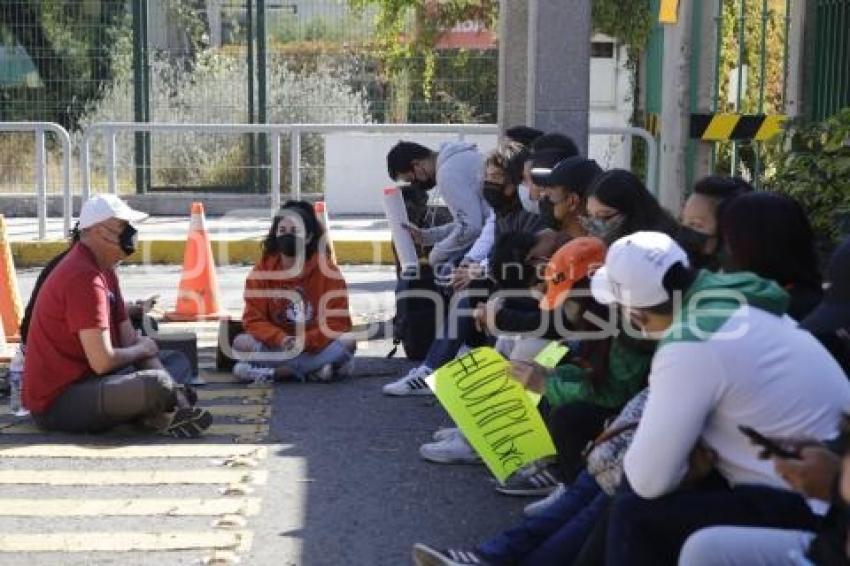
top-left (382, 365), bottom-right (435, 397)
top-left (420, 432), bottom-right (481, 464)
top-left (233, 362), bottom-right (274, 384)
top-left (523, 483), bottom-right (567, 517)
top-left (432, 426), bottom-right (460, 442)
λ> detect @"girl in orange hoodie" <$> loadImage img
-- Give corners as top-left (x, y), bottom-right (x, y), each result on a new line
top-left (232, 201), bottom-right (354, 383)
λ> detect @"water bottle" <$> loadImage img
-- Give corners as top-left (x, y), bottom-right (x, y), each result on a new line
top-left (9, 346), bottom-right (28, 417)
top-left (250, 367), bottom-right (275, 387)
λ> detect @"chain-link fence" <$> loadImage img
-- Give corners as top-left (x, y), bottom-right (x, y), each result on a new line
top-left (0, 0), bottom-right (498, 195)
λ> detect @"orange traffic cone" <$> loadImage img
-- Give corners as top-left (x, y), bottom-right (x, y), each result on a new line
top-left (164, 202), bottom-right (223, 321)
top-left (0, 316), bottom-right (10, 363)
top-left (0, 215), bottom-right (23, 342)
top-left (313, 201), bottom-right (338, 264)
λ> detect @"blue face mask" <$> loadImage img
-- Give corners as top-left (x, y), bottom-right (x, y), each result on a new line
top-left (518, 183), bottom-right (540, 215)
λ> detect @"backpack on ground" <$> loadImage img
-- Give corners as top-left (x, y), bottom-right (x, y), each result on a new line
top-left (388, 185), bottom-right (450, 361)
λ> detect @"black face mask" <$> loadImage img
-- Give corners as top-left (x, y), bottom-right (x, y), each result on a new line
top-left (676, 226), bottom-right (718, 271)
top-left (119, 224), bottom-right (138, 256)
top-left (418, 177), bottom-right (437, 191)
top-left (276, 234), bottom-right (300, 257)
top-left (538, 197), bottom-right (559, 230)
top-left (482, 182), bottom-right (513, 213)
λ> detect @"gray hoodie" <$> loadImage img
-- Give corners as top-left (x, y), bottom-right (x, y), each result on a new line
top-left (421, 141), bottom-right (488, 266)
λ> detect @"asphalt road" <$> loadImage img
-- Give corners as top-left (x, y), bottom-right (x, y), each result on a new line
top-left (4, 265), bottom-right (525, 565)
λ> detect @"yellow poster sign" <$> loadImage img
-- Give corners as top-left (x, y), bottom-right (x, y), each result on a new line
top-left (659, 0), bottom-right (679, 23)
top-left (426, 347), bottom-right (557, 483)
top-left (524, 341), bottom-right (570, 406)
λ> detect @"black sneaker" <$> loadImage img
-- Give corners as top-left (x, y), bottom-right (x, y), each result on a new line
top-left (413, 544), bottom-right (488, 566)
top-left (180, 384), bottom-right (198, 406)
top-left (165, 407), bottom-right (213, 438)
top-left (495, 459), bottom-right (562, 496)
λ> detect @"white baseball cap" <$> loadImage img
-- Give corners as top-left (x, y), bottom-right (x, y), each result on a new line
top-left (78, 194), bottom-right (148, 229)
top-left (591, 231), bottom-right (690, 308)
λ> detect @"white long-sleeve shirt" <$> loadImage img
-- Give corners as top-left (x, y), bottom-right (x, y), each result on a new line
top-left (625, 306), bottom-right (850, 503)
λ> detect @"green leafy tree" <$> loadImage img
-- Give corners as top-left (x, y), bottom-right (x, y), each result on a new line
top-left (0, 1), bottom-right (126, 127)
top-left (348, 0), bottom-right (498, 122)
top-left (768, 109), bottom-right (850, 245)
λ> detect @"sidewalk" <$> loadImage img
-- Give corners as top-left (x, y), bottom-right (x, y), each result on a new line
top-left (6, 215), bottom-right (395, 266)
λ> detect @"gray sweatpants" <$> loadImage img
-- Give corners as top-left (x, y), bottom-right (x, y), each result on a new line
top-left (33, 350), bottom-right (192, 434)
top-left (679, 526), bottom-right (816, 566)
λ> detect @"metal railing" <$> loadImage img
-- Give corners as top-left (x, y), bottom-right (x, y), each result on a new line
top-left (590, 126), bottom-right (658, 194)
top-left (80, 123), bottom-right (500, 215)
top-left (811, 0), bottom-right (850, 120)
top-left (3, 121), bottom-right (657, 239)
top-left (80, 122), bottom-right (658, 215)
top-left (0, 122), bottom-right (73, 239)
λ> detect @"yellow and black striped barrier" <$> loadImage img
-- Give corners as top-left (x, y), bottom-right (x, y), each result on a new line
top-left (644, 113), bottom-right (661, 137)
top-left (690, 113), bottom-right (786, 142)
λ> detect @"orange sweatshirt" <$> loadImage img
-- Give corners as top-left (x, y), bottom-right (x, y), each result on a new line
top-left (242, 253), bottom-right (352, 353)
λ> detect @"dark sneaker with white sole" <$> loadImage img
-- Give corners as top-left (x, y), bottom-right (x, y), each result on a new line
top-left (305, 363), bottom-right (337, 383)
top-left (413, 544), bottom-right (489, 566)
top-left (165, 407), bottom-right (213, 438)
top-left (495, 459), bottom-right (562, 496)
top-left (180, 384), bottom-right (198, 406)
top-left (382, 365), bottom-right (434, 396)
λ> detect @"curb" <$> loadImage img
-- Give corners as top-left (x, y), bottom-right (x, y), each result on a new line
top-left (11, 239), bottom-right (396, 268)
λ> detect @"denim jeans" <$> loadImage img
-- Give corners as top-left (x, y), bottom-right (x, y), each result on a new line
top-left (253, 339), bottom-right (352, 381)
top-left (678, 526), bottom-right (815, 566)
top-left (477, 471), bottom-right (610, 566)
top-left (424, 293), bottom-right (491, 370)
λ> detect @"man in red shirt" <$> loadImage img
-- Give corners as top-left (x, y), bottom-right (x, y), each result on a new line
top-left (23, 194), bottom-right (212, 437)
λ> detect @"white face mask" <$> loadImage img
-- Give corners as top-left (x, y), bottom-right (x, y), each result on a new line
top-left (518, 183), bottom-right (540, 215)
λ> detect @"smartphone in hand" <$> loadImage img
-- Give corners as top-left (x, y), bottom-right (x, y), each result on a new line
top-left (738, 425), bottom-right (802, 460)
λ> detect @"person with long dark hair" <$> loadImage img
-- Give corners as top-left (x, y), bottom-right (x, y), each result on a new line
top-left (720, 191), bottom-right (823, 321)
top-left (583, 169), bottom-right (679, 245)
top-left (231, 201), bottom-right (354, 383)
top-left (20, 226), bottom-right (81, 347)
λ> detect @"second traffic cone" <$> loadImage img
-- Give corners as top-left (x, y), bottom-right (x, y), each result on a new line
top-left (313, 201), bottom-right (338, 264)
top-left (164, 202), bottom-right (223, 322)
top-left (0, 316), bottom-right (10, 363)
top-left (0, 215), bottom-right (23, 342)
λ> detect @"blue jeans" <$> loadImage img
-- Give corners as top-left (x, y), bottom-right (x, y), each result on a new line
top-left (424, 294), bottom-right (490, 369)
top-left (252, 339), bottom-right (352, 381)
top-left (477, 471), bottom-right (609, 566)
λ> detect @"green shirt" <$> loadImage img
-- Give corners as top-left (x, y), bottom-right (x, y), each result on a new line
top-left (544, 338), bottom-right (653, 409)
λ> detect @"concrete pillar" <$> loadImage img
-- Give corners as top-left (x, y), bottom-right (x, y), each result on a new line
top-left (691, 0), bottom-right (720, 183)
top-left (499, 0), bottom-right (591, 154)
top-left (658, 0), bottom-right (694, 213)
top-left (207, 0), bottom-right (223, 48)
top-left (528, 0), bottom-right (591, 154)
top-left (497, 0), bottom-right (530, 130)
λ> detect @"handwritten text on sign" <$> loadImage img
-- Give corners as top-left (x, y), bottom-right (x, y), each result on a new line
top-left (426, 347), bottom-right (557, 482)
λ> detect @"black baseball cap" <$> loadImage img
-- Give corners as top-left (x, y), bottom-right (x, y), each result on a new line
top-left (802, 237), bottom-right (850, 334)
top-left (531, 156), bottom-right (603, 196)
